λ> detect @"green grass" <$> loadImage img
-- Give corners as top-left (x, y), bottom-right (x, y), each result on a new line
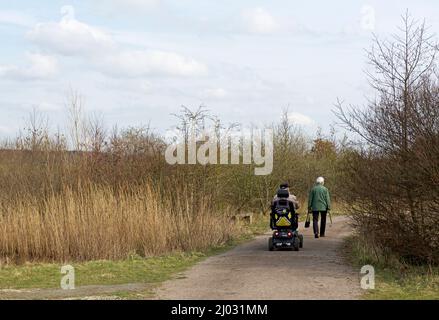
top-left (0, 252), bottom-right (208, 290)
top-left (0, 217), bottom-right (269, 292)
top-left (364, 267), bottom-right (439, 299)
top-left (345, 236), bottom-right (439, 300)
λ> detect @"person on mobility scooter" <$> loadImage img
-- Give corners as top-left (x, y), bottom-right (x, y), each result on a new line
top-left (273, 182), bottom-right (300, 210)
top-left (269, 188), bottom-right (303, 251)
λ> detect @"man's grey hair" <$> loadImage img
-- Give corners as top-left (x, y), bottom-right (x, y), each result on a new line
top-left (316, 176), bottom-right (325, 185)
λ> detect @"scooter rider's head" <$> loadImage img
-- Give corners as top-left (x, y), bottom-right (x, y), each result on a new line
top-left (280, 182), bottom-right (289, 193)
top-left (316, 177), bottom-right (325, 185)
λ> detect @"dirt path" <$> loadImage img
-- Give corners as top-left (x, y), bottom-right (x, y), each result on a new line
top-left (155, 216), bottom-right (361, 300)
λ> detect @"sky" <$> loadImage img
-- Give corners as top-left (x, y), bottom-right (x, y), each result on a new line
top-left (1, 0), bottom-right (439, 138)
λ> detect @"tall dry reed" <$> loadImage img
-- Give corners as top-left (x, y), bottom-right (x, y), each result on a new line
top-left (0, 183), bottom-right (238, 263)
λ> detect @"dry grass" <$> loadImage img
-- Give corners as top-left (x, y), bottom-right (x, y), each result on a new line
top-left (0, 183), bottom-right (239, 264)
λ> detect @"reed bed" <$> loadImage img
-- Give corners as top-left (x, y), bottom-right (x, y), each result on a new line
top-left (0, 184), bottom-right (238, 264)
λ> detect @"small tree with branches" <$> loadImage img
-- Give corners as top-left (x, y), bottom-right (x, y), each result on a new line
top-left (336, 12), bottom-right (439, 264)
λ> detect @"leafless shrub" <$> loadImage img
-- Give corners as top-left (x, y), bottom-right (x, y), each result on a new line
top-left (336, 12), bottom-right (439, 264)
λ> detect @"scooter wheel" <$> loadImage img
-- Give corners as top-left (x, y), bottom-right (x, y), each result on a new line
top-left (293, 237), bottom-right (300, 251)
top-left (268, 237), bottom-right (274, 251)
top-left (299, 234), bottom-right (304, 248)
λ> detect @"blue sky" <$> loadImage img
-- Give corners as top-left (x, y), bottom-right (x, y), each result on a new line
top-left (1, 0), bottom-right (439, 138)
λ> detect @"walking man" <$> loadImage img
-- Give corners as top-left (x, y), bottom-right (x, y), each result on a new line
top-left (308, 177), bottom-right (331, 238)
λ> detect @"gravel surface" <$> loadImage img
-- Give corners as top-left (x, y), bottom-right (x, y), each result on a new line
top-left (155, 216), bottom-right (361, 300)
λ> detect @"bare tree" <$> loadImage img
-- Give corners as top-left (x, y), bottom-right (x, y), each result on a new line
top-left (17, 107), bottom-right (50, 151)
top-left (86, 113), bottom-right (107, 153)
top-left (66, 88), bottom-right (86, 151)
top-left (335, 12), bottom-right (439, 263)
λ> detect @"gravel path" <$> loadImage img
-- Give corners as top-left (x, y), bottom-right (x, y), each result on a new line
top-left (155, 216), bottom-right (361, 300)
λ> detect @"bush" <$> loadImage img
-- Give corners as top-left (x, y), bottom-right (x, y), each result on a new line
top-left (336, 13), bottom-right (439, 264)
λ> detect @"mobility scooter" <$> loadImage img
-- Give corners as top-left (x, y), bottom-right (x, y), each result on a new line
top-left (269, 189), bottom-right (303, 251)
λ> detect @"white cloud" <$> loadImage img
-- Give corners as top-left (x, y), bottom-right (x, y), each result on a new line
top-left (26, 5), bottom-right (207, 78)
top-left (97, 0), bottom-right (161, 13)
top-left (38, 101), bottom-right (62, 112)
top-left (204, 88), bottom-right (227, 99)
top-left (287, 112), bottom-right (315, 126)
top-left (100, 49), bottom-right (208, 77)
top-left (0, 10), bottom-right (35, 27)
top-left (0, 53), bottom-right (58, 81)
top-left (27, 6), bottom-right (115, 56)
top-left (242, 7), bottom-right (280, 34)
top-left (0, 125), bottom-right (17, 135)
top-left (305, 96), bottom-right (316, 105)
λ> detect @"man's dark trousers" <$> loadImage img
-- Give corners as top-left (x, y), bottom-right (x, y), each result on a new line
top-left (312, 211), bottom-right (327, 236)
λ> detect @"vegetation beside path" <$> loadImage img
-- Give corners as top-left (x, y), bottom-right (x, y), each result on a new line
top-left (346, 236), bottom-right (439, 300)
